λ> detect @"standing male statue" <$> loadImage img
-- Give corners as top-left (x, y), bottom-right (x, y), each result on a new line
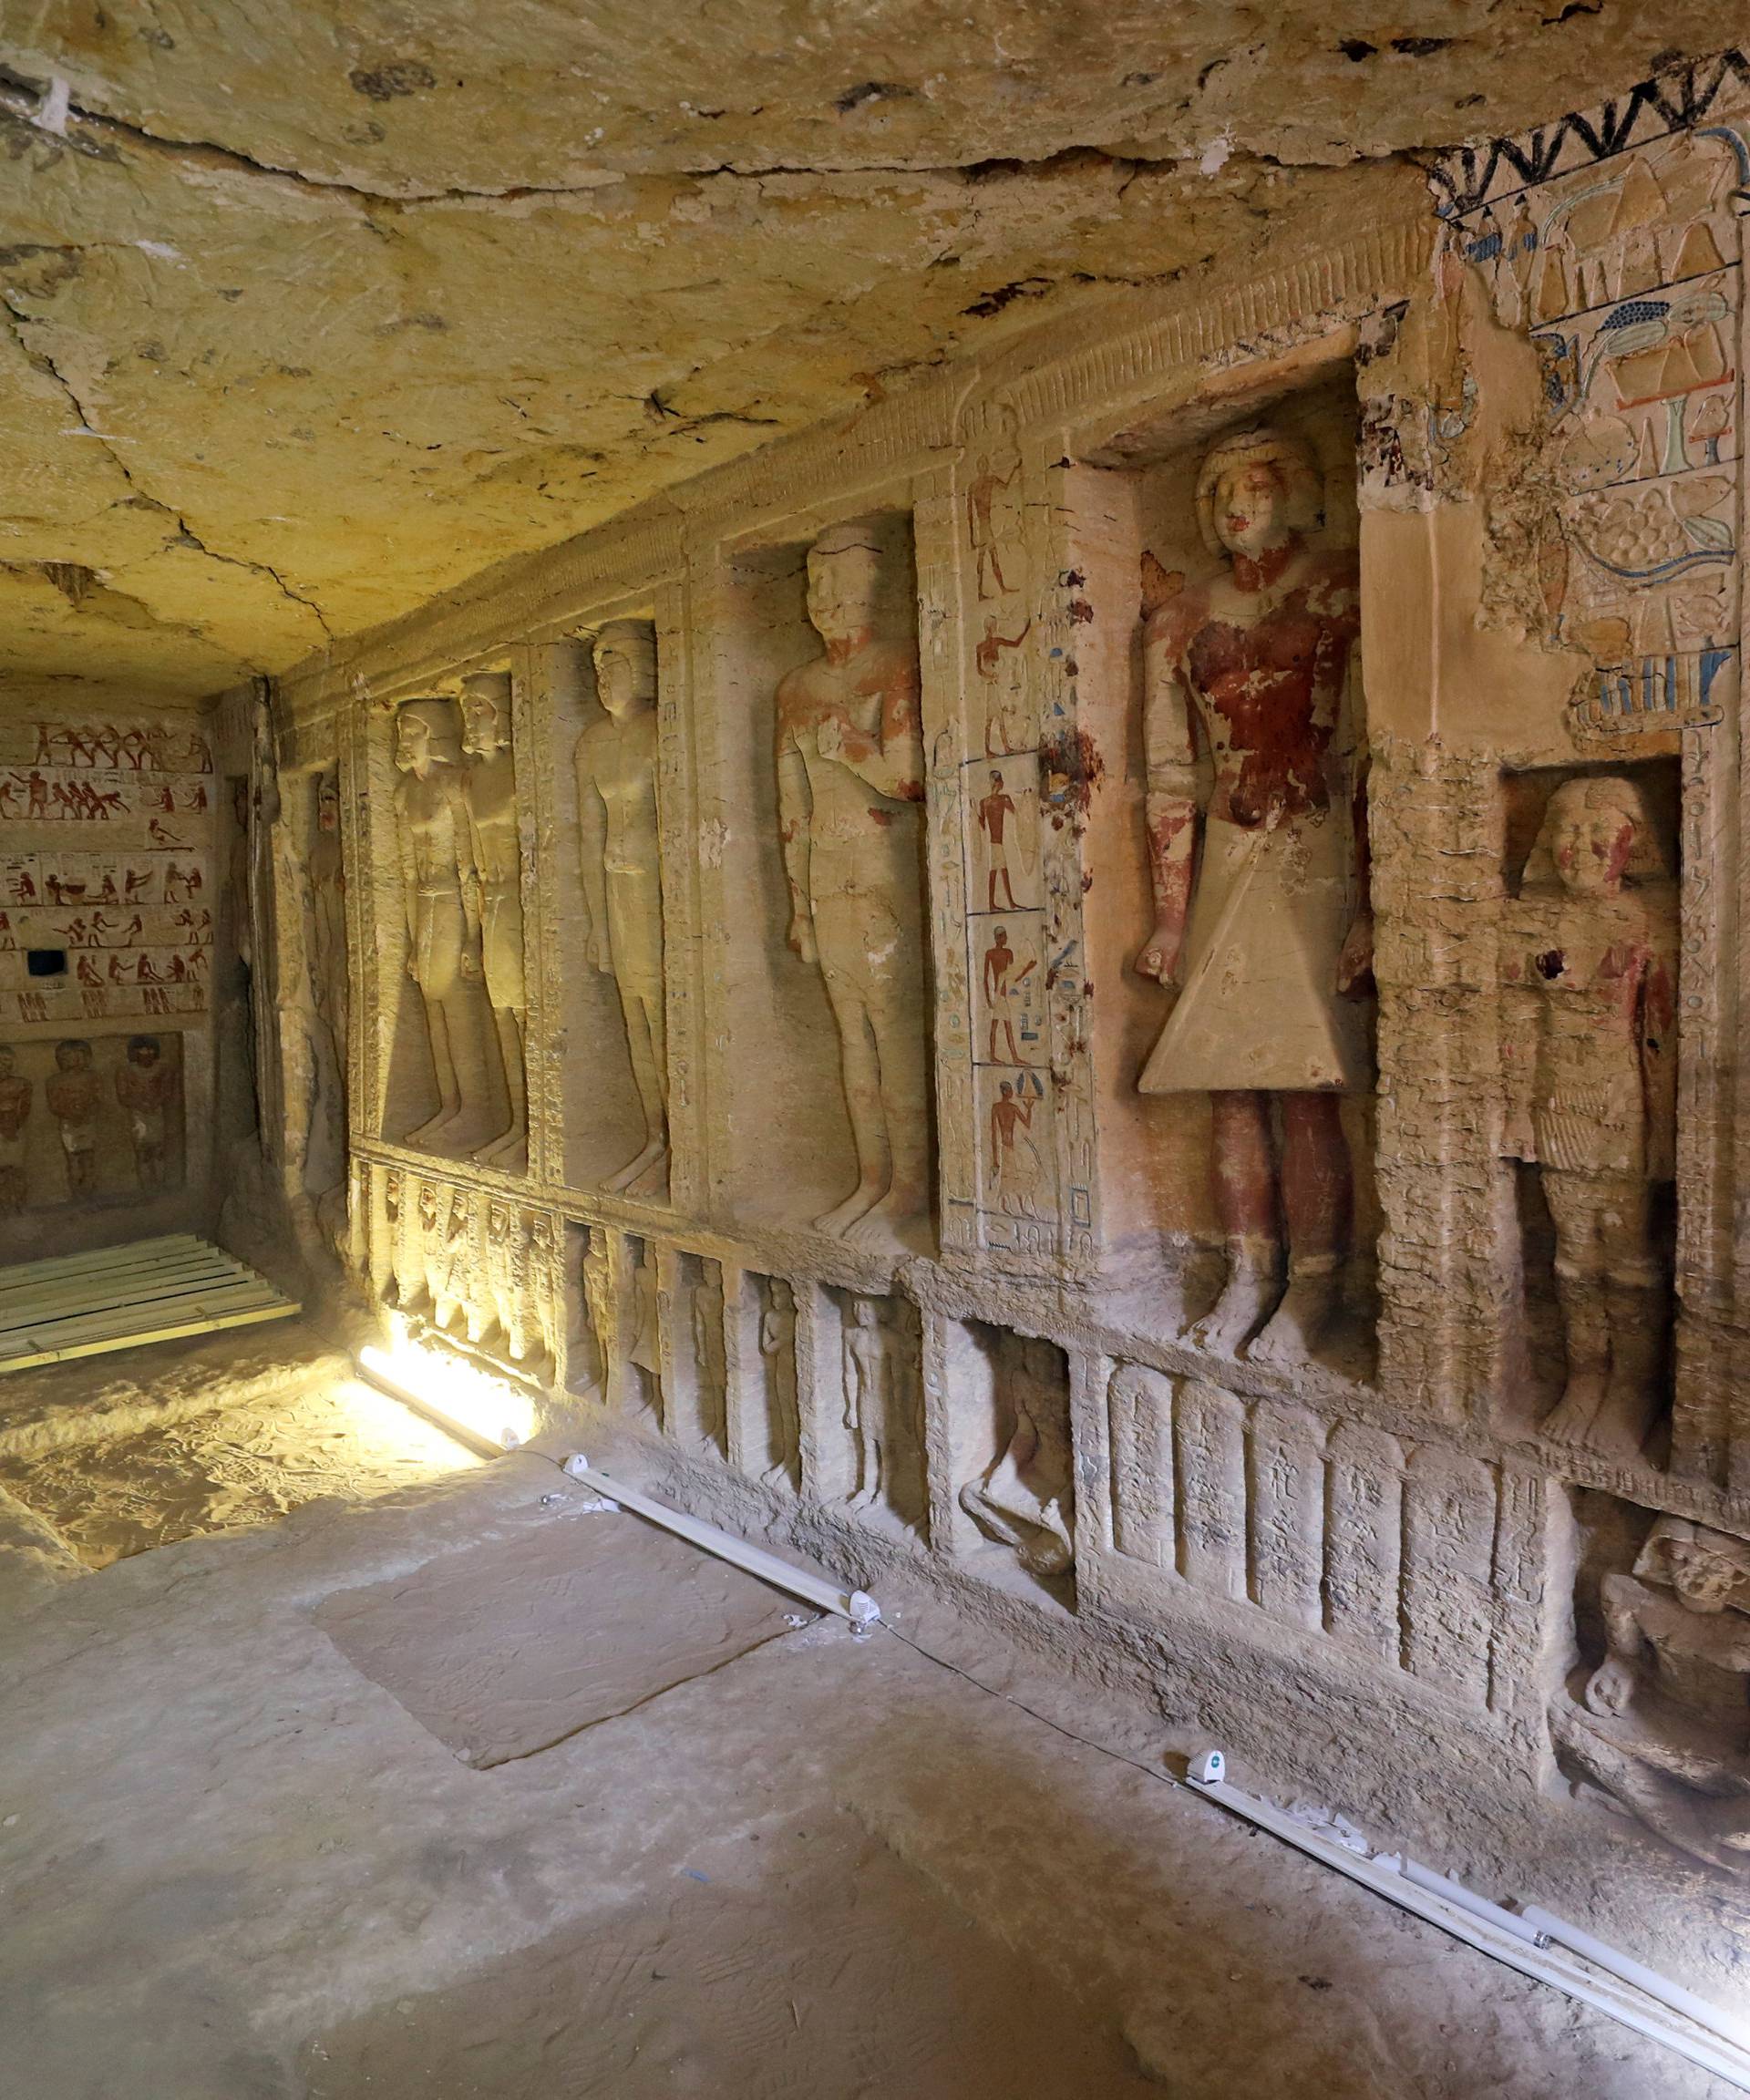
top-left (458, 672), bottom-right (529, 1171)
top-left (575, 622), bottom-right (669, 1197)
top-left (1135, 424), bottom-right (1370, 1364)
top-left (392, 697), bottom-right (480, 1151)
top-left (776, 521), bottom-right (929, 1240)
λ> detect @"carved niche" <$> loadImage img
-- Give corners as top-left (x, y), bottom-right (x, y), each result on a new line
top-left (1133, 417), bottom-right (1372, 1369)
top-left (457, 673), bottom-right (530, 1173)
top-left (1554, 1502), bottom-right (1750, 1870)
top-left (838, 1291), bottom-right (926, 1530)
top-left (774, 520), bottom-right (931, 1244)
top-left (574, 621), bottom-right (669, 1199)
top-left (959, 1328), bottom-right (1073, 1577)
top-left (1501, 770), bottom-right (1679, 1460)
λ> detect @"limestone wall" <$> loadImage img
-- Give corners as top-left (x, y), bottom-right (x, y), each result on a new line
top-left (273, 53), bottom-right (1750, 1926)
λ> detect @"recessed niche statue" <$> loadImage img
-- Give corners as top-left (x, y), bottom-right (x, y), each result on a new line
top-left (776, 520), bottom-right (929, 1240)
top-left (458, 672), bottom-right (529, 1172)
top-left (46, 1038), bottom-right (101, 1200)
top-left (1504, 777), bottom-right (1677, 1456)
top-left (841, 1294), bottom-right (920, 1516)
top-left (575, 622), bottom-right (669, 1197)
top-left (959, 1333), bottom-right (1074, 1575)
top-left (393, 698), bottom-right (483, 1152)
top-left (0, 1046), bottom-right (31, 1213)
top-left (1554, 1517), bottom-right (1750, 1869)
top-left (758, 1277), bottom-right (801, 1489)
top-left (1134, 424), bottom-right (1369, 1363)
top-left (116, 1034), bottom-right (176, 1190)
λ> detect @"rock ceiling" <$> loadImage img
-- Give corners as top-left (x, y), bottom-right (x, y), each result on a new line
top-left (0, 2), bottom-right (1729, 704)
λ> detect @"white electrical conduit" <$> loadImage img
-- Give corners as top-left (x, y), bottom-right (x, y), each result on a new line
top-left (559, 1454), bottom-right (882, 1632)
top-left (1184, 1759), bottom-right (1750, 2092)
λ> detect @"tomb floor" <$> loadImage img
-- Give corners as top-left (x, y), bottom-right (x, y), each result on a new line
top-left (0, 1333), bottom-right (1732, 2099)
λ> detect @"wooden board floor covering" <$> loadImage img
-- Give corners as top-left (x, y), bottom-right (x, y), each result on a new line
top-left (0, 1235), bottom-right (301, 1373)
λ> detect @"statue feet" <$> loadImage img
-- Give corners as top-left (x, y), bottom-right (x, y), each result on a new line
top-left (1248, 1262), bottom-right (1341, 1368)
top-left (1185, 1253), bottom-right (1281, 1356)
top-left (406, 1099), bottom-right (463, 1148)
top-left (604, 1135), bottom-right (667, 1197)
top-left (815, 1174), bottom-right (886, 1239)
top-left (1540, 1367), bottom-right (1611, 1446)
top-left (473, 1123), bottom-right (527, 1173)
top-left (847, 1179), bottom-right (926, 1249)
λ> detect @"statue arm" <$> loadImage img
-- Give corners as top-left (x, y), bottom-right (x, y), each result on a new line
top-left (1137, 611), bottom-right (1198, 984)
top-left (1586, 1570), bottom-right (1653, 1714)
top-left (1639, 937), bottom-right (1679, 1181)
top-left (573, 740), bottom-right (612, 972)
top-left (820, 664), bottom-right (925, 803)
top-left (775, 683), bottom-right (816, 962)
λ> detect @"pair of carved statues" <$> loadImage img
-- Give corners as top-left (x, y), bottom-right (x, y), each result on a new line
top-left (392, 674), bottom-right (528, 1172)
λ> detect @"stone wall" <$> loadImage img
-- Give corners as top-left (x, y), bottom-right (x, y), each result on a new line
top-left (273, 52), bottom-right (1750, 1940)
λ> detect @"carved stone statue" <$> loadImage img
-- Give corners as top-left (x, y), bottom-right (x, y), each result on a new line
top-left (458, 672), bottom-right (529, 1171)
top-left (1134, 424), bottom-right (1369, 1363)
top-left (776, 521), bottom-right (929, 1240)
top-left (1505, 777), bottom-right (1677, 1455)
top-left (759, 1275), bottom-right (800, 1489)
top-left (46, 1038), bottom-right (100, 1199)
top-left (960, 1333), bottom-right (1074, 1574)
top-left (0, 1047), bottom-right (31, 1212)
top-left (1554, 1517), bottom-right (1750, 1869)
top-left (841, 1294), bottom-right (920, 1515)
top-left (115, 1034), bottom-right (176, 1189)
top-left (575, 622), bottom-right (668, 1196)
top-left (392, 698), bottom-right (481, 1151)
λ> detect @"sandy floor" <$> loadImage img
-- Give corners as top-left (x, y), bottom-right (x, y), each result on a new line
top-left (0, 1334), bottom-right (1735, 2098)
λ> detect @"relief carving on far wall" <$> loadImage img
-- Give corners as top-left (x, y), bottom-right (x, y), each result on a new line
top-left (1135, 423), bottom-right (1372, 1364)
top-left (776, 522), bottom-right (931, 1244)
top-left (574, 621), bottom-right (670, 1198)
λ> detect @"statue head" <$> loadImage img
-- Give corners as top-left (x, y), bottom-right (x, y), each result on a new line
top-left (316, 771), bottom-right (341, 830)
top-left (1529, 775), bottom-right (1669, 898)
top-left (1636, 1516), bottom-right (1750, 1616)
top-left (849, 1294), bottom-right (879, 1329)
top-left (1195, 425), bottom-right (1324, 561)
top-left (458, 673), bottom-right (512, 759)
top-left (592, 621), bottom-right (658, 720)
top-left (55, 1038), bottom-right (92, 1073)
top-left (395, 698), bottom-right (463, 775)
top-left (126, 1035), bottom-right (160, 1069)
top-left (806, 521), bottom-right (884, 651)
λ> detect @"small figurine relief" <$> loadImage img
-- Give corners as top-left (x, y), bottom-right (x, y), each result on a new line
top-left (988, 1071), bottom-right (1048, 1220)
top-left (115, 1033), bottom-right (177, 1190)
top-left (0, 1045), bottom-right (30, 1213)
top-left (959, 1332), bottom-right (1073, 1576)
top-left (627, 1235), bottom-right (664, 1419)
top-left (392, 698), bottom-right (487, 1152)
top-left (840, 1292), bottom-right (924, 1526)
top-left (776, 522), bottom-right (931, 1242)
top-left (1503, 777), bottom-right (1677, 1456)
top-left (1554, 1515), bottom-right (1750, 1870)
top-left (46, 1037), bottom-right (101, 1199)
top-left (1134, 423), bottom-right (1370, 1364)
top-left (757, 1273), bottom-right (801, 1489)
top-left (458, 673), bottom-right (530, 1172)
top-left (575, 622), bottom-right (669, 1197)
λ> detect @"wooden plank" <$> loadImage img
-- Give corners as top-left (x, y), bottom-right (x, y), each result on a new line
top-left (7, 1299), bottom-right (302, 1373)
top-left (0, 1249), bottom-right (252, 1312)
top-left (0, 1280), bottom-right (288, 1355)
top-left (0, 1235), bottom-right (202, 1292)
top-left (0, 1234), bottom-right (299, 1375)
top-left (0, 1270), bottom-right (263, 1335)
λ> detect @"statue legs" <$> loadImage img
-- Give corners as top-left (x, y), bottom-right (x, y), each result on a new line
top-left (1190, 1090), bottom-right (1352, 1361)
top-left (474, 1004), bottom-right (529, 1171)
top-left (1542, 1170), bottom-right (1666, 1453)
top-left (406, 991), bottom-right (463, 1147)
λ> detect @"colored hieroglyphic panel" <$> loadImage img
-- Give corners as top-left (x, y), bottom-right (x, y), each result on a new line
top-left (0, 718), bottom-right (217, 1029)
top-left (1456, 107), bottom-right (1746, 739)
